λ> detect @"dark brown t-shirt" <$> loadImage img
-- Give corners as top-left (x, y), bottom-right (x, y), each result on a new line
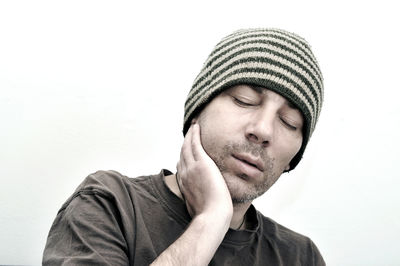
top-left (43, 170), bottom-right (325, 265)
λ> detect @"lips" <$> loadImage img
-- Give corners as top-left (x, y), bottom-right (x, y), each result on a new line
top-left (232, 153), bottom-right (265, 172)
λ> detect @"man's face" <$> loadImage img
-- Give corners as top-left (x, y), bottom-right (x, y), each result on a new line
top-left (195, 84), bottom-right (304, 204)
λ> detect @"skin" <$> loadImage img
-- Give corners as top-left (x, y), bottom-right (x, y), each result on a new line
top-left (194, 84), bottom-right (304, 204)
top-left (152, 84), bottom-right (304, 265)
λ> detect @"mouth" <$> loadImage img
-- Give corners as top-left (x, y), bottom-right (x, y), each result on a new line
top-left (232, 153), bottom-right (264, 172)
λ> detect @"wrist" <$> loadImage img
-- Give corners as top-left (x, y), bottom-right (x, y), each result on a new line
top-left (193, 209), bottom-right (232, 233)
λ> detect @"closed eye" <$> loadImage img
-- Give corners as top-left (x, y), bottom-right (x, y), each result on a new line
top-left (233, 97), bottom-right (256, 107)
top-left (280, 117), bottom-right (297, 130)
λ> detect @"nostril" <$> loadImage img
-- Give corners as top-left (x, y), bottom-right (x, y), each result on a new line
top-left (247, 132), bottom-right (270, 147)
top-left (262, 140), bottom-right (269, 147)
top-left (247, 133), bottom-right (258, 142)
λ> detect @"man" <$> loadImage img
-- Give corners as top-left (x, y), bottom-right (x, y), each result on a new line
top-left (43, 28), bottom-right (325, 265)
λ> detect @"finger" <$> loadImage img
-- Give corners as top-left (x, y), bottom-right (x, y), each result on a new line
top-left (179, 142), bottom-right (186, 168)
top-left (178, 153), bottom-right (187, 185)
top-left (191, 123), bottom-right (207, 161)
top-left (176, 160), bottom-right (186, 191)
top-left (175, 168), bottom-right (186, 200)
top-left (181, 124), bottom-right (195, 164)
top-left (176, 161), bottom-right (181, 175)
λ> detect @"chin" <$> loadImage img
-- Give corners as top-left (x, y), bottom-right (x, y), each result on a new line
top-left (223, 172), bottom-right (271, 204)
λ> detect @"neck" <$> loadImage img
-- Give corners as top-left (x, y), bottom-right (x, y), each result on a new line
top-left (231, 201), bottom-right (251, 230)
top-left (164, 173), bottom-right (251, 230)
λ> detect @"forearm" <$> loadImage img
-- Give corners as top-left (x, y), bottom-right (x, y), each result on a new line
top-left (151, 212), bottom-right (230, 266)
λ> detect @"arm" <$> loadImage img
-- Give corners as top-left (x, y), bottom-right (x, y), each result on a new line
top-left (151, 123), bottom-right (233, 266)
top-left (43, 188), bottom-right (129, 265)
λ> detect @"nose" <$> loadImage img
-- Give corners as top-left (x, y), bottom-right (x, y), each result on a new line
top-left (245, 111), bottom-right (274, 147)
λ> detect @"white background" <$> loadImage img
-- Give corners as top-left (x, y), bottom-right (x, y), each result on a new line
top-left (1, 0), bottom-right (399, 265)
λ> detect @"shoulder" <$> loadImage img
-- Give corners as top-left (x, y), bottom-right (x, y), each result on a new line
top-left (59, 170), bottom-right (152, 212)
top-left (44, 171), bottom-right (141, 264)
top-left (75, 170), bottom-right (155, 195)
top-left (73, 170), bottom-right (132, 198)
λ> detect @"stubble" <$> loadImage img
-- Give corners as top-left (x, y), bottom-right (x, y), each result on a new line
top-left (210, 141), bottom-right (279, 204)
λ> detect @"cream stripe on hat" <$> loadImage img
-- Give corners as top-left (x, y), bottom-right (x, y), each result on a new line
top-left (187, 50), bottom-right (321, 115)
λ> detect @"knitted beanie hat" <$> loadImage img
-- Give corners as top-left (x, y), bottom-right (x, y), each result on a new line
top-left (183, 28), bottom-right (324, 170)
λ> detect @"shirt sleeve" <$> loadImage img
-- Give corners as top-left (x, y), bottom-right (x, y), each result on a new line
top-left (43, 183), bottom-right (129, 265)
top-left (310, 238), bottom-right (326, 266)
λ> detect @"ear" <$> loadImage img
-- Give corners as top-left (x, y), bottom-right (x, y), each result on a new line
top-left (191, 117), bottom-right (198, 124)
top-left (284, 165), bottom-right (290, 171)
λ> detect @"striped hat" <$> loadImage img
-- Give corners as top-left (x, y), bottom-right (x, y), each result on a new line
top-left (183, 28), bottom-right (324, 170)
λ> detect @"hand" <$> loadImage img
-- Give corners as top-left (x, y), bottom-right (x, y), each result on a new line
top-left (176, 123), bottom-right (233, 221)
top-left (151, 123), bottom-right (233, 265)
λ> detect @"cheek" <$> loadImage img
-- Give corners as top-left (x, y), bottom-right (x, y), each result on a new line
top-left (276, 133), bottom-right (303, 163)
top-left (197, 116), bottom-right (221, 153)
top-left (287, 139), bottom-right (303, 162)
top-left (198, 107), bottom-right (232, 140)
top-left (197, 113), bottom-right (236, 161)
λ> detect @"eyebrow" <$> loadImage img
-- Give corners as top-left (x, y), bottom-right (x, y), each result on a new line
top-left (248, 84), bottom-right (299, 110)
top-left (248, 85), bottom-right (264, 94)
top-left (287, 101), bottom-right (297, 109)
